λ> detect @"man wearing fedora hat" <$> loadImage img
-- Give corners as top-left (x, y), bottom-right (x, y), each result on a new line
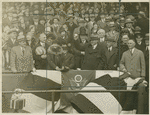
top-left (10, 35), bottom-right (35, 72)
top-left (33, 33), bottom-right (49, 69)
top-left (81, 35), bottom-right (104, 70)
top-left (5, 28), bottom-right (18, 69)
top-left (73, 28), bottom-right (88, 69)
top-left (102, 35), bottom-right (119, 70)
top-left (73, 18), bottom-right (88, 37)
top-left (135, 32), bottom-right (146, 53)
top-left (125, 18), bottom-right (134, 39)
top-left (106, 21), bottom-right (119, 47)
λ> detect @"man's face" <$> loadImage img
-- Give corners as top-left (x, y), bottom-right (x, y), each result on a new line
top-left (40, 34), bottom-right (46, 43)
top-left (74, 34), bottom-right (79, 40)
top-left (122, 36), bottom-right (129, 44)
top-left (26, 35), bottom-right (32, 41)
top-left (40, 20), bottom-right (45, 25)
top-left (53, 19), bottom-right (59, 24)
top-left (126, 23), bottom-right (132, 28)
top-left (90, 40), bottom-right (98, 46)
top-left (120, 22), bottom-right (124, 27)
top-left (10, 32), bottom-right (17, 39)
top-left (61, 31), bottom-right (66, 36)
top-left (136, 35), bottom-right (143, 42)
top-left (127, 40), bottom-right (135, 49)
top-left (19, 41), bottom-right (26, 47)
top-left (145, 40), bottom-right (149, 46)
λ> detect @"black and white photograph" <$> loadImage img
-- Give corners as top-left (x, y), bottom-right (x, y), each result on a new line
top-left (1, 0), bottom-right (149, 114)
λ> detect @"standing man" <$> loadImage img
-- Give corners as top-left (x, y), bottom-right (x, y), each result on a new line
top-left (81, 35), bottom-right (104, 70)
top-left (10, 35), bottom-right (35, 72)
top-left (33, 33), bottom-right (49, 69)
top-left (102, 36), bottom-right (119, 70)
top-left (143, 33), bottom-right (149, 83)
top-left (120, 39), bottom-right (145, 79)
top-left (5, 28), bottom-right (18, 69)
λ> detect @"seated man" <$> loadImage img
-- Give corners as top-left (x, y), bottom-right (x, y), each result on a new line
top-left (47, 41), bottom-right (63, 70)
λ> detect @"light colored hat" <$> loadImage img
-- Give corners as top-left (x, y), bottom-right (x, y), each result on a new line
top-left (35, 46), bottom-right (46, 55)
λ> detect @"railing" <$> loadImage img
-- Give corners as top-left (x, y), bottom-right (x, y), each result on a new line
top-left (2, 71), bottom-right (147, 114)
top-left (3, 88), bottom-right (145, 114)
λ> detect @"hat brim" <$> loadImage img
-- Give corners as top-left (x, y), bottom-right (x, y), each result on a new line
top-left (8, 31), bottom-right (18, 34)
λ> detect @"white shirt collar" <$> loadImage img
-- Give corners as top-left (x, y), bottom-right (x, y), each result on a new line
top-left (92, 44), bottom-right (98, 49)
top-left (108, 46), bottom-right (112, 51)
top-left (130, 48), bottom-right (135, 54)
top-left (99, 37), bottom-right (105, 42)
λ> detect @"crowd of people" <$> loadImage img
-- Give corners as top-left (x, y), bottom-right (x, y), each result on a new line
top-left (2, 2), bottom-right (149, 81)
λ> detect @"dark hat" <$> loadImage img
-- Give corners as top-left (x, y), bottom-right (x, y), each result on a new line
top-left (79, 27), bottom-right (87, 36)
top-left (106, 35), bottom-right (116, 42)
top-left (125, 18), bottom-right (133, 24)
top-left (144, 33), bottom-right (149, 40)
top-left (59, 27), bottom-right (65, 33)
top-left (105, 16), bottom-right (112, 22)
top-left (47, 32), bottom-right (56, 40)
top-left (47, 44), bottom-right (63, 55)
top-left (90, 35), bottom-right (99, 41)
top-left (39, 16), bottom-right (45, 21)
top-left (8, 28), bottom-right (18, 34)
top-left (109, 21), bottom-right (115, 27)
top-left (120, 17), bottom-right (125, 23)
top-left (78, 18), bottom-right (86, 23)
top-left (134, 26), bottom-right (141, 32)
top-left (89, 14), bottom-right (95, 17)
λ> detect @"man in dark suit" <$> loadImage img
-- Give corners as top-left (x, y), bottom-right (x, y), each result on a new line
top-left (120, 39), bottom-right (145, 79)
top-left (47, 41), bottom-right (63, 70)
top-left (143, 33), bottom-right (149, 83)
top-left (135, 32), bottom-right (146, 53)
top-left (102, 36), bottom-right (119, 70)
top-left (61, 44), bottom-right (75, 70)
top-left (81, 36), bottom-right (104, 70)
top-left (10, 35), bottom-right (35, 72)
top-left (33, 33), bottom-right (49, 69)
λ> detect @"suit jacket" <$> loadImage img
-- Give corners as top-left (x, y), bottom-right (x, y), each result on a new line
top-left (33, 42), bottom-right (49, 69)
top-left (81, 44), bottom-right (104, 70)
top-left (6, 38), bottom-right (18, 50)
top-left (62, 52), bottom-right (74, 69)
top-left (47, 53), bottom-right (63, 70)
top-left (135, 41), bottom-right (146, 53)
top-left (103, 47), bottom-right (119, 70)
top-left (120, 48), bottom-right (145, 78)
top-left (10, 45), bottom-right (33, 72)
top-left (144, 47), bottom-right (149, 82)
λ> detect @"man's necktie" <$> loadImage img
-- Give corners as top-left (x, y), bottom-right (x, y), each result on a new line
top-left (22, 48), bottom-right (25, 56)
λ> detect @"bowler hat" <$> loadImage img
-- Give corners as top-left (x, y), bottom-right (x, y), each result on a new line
top-left (8, 28), bottom-right (18, 34)
top-left (105, 36), bottom-right (116, 42)
top-left (90, 35), bottom-right (99, 41)
top-left (125, 18), bottom-right (133, 24)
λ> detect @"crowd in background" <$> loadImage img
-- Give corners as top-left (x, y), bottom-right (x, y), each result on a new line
top-left (2, 2), bottom-right (149, 75)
